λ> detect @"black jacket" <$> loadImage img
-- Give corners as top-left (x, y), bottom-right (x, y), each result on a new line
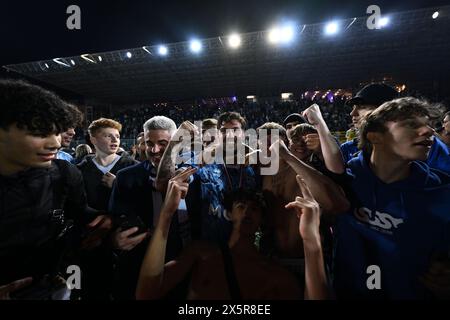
top-left (77, 154), bottom-right (137, 211)
top-left (108, 160), bottom-right (183, 299)
top-left (0, 160), bottom-right (93, 285)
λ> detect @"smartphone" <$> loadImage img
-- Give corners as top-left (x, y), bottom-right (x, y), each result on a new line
top-left (116, 214), bottom-right (148, 236)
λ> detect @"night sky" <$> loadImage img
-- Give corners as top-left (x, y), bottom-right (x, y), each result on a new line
top-left (2, 0), bottom-right (449, 66)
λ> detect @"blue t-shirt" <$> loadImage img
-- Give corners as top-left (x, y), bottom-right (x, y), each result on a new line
top-left (340, 139), bottom-right (360, 164)
top-left (334, 152), bottom-right (450, 299)
top-left (426, 136), bottom-right (450, 175)
top-left (185, 163), bottom-right (259, 245)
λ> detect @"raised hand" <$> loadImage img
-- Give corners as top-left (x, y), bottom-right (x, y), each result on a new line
top-left (161, 167), bottom-right (197, 217)
top-left (174, 121), bottom-right (201, 146)
top-left (302, 104), bottom-right (325, 127)
top-left (284, 175), bottom-right (321, 243)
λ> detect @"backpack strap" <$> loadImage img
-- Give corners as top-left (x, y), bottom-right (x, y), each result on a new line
top-left (50, 159), bottom-right (69, 210)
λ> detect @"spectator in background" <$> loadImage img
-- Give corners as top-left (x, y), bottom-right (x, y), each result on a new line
top-left (427, 110), bottom-right (450, 174)
top-left (130, 132), bottom-right (146, 162)
top-left (340, 83), bottom-right (398, 163)
top-left (73, 144), bottom-right (93, 165)
top-left (201, 118), bottom-right (218, 147)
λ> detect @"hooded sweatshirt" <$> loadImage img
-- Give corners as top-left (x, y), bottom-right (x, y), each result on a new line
top-left (427, 136), bottom-right (450, 175)
top-left (334, 151), bottom-right (450, 299)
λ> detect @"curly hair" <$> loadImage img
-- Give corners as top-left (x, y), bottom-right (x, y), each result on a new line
top-left (0, 79), bottom-right (83, 135)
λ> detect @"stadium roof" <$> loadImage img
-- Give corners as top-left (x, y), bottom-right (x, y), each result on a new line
top-left (3, 5), bottom-right (450, 104)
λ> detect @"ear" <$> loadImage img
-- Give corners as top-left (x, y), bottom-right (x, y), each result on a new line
top-left (89, 135), bottom-right (97, 146)
top-left (366, 132), bottom-right (383, 145)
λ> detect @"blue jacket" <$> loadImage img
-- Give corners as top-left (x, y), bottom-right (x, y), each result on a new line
top-left (340, 139), bottom-right (360, 164)
top-left (427, 136), bottom-right (450, 175)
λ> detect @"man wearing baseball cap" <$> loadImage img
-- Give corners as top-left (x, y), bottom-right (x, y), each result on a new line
top-left (340, 83), bottom-right (398, 163)
top-left (283, 113), bottom-right (307, 137)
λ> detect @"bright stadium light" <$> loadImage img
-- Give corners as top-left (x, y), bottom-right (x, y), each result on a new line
top-left (98, 55), bottom-right (102, 62)
top-left (324, 21), bottom-right (339, 35)
top-left (378, 17), bottom-right (390, 28)
top-left (190, 39), bottom-right (202, 53)
top-left (158, 45), bottom-right (168, 56)
top-left (268, 28), bottom-right (280, 44)
top-left (126, 51), bottom-right (132, 58)
top-left (432, 11), bottom-right (439, 19)
top-left (70, 59), bottom-right (75, 66)
top-left (228, 34), bottom-right (241, 48)
top-left (44, 63), bottom-right (49, 69)
top-left (268, 24), bottom-right (295, 44)
top-left (280, 25), bottom-right (295, 42)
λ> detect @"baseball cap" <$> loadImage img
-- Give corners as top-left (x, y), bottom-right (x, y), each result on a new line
top-left (283, 113), bottom-right (307, 126)
top-left (346, 83), bottom-right (398, 107)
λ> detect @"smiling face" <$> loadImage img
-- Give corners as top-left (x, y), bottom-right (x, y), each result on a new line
top-left (144, 129), bottom-right (171, 167)
top-left (90, 127), bottom-right (120, 155)
top-left (0, 124), bottom-right (61, 175)
top-left (288, 135), bottom-right (313, 161)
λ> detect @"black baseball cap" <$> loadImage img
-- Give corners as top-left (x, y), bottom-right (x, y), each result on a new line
top-left (346, 83), bottom-right (398, 107)
top-left (283, 113), bottom-right (307, 126)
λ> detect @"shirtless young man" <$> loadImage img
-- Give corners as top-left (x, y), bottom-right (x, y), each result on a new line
top-left (255, 109), bottom-right (349, 259)
top-left (136, 168), bottom-right (329, 300)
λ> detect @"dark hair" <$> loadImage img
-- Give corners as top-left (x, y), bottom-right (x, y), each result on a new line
top-left (443, 111), bottom-right (450, 119)
top-left (288, 123), bottom-right (317, 140)
top-left (223, 188), bottom-right (267, 215)
top-left (359, 97), bottom-right (442, 153)
top-left (217, 112), bottom-right (246, 129)
top-left (202, 118), bottom-right (218, 129)
top-left (0, 79), bottom-right (83, 135)
top-left (257, 122), bottom-right (288, 143)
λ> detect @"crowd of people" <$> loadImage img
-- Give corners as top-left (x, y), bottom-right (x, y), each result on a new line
top-left (1, 79), bottom-right (450, 300)
top-left (111, 96), bottom-right (353, 141)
